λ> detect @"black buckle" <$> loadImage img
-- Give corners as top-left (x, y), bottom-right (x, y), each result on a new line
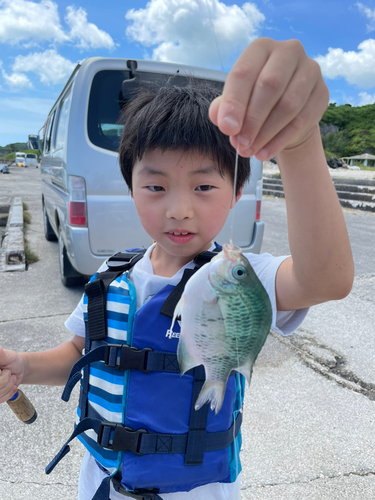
top-left (97, 422), bottom-right (147, 455)
top-left (104, 344), bottom-right (152, 373)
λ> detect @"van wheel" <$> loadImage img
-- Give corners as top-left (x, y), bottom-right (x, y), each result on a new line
top-left (58, 226), bottom-right (84, 287)
top-left (43, 205), bottom-right (57, 241)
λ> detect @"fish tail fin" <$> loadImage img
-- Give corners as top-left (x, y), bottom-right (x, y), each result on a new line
top-left (195, 379), bottom-right (226, 415)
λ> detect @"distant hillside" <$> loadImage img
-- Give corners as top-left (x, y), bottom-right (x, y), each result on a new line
top-left (0, 142), bottom-right (28, 156)
top-left (320, 102), bottom-right (375, 158)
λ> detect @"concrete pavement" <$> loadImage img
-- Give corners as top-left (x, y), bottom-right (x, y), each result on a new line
top-left (0, 166), bottom-right (374, 499)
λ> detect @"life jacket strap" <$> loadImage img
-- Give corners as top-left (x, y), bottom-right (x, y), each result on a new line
top-left (85, 251), bottom-right (146, 341)
top-left (62, 345), bottom-right (180, 402)
top-left (46, 411), bottom-right (242, 474)
top-left (96, 411), bottom-right (243, 455)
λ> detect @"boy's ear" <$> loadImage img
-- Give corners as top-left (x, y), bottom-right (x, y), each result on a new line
top-left (230, 186), bottom-right (243, 208)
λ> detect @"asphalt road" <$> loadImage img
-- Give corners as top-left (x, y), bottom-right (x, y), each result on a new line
top-left (0, 166), bottom-right (374, 500)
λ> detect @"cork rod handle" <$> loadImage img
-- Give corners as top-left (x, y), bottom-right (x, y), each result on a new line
top-left (7, 389), bottom-right (37, 424)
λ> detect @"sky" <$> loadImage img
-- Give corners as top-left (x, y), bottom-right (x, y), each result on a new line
top-left (2, 0), bottom-right (375, 146)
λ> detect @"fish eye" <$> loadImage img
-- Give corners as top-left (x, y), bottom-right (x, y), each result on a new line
top-left (232, 265), bottom-right (246, 279)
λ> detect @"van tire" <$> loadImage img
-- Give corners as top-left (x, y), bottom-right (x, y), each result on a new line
top-left (43, 205), bottom-right (57, 241)
top-left (58, 226), bottom-right (84, 287)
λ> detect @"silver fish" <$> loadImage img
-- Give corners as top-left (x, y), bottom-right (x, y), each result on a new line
top-left (171, 243), bottom-right (272, 414)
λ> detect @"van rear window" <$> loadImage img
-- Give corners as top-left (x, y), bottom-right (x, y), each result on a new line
top-left (87, 69), bottom-right (224, 153)
top-left (87, 70), bottom-right (128, 152)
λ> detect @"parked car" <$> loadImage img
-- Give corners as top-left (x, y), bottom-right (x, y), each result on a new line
top-left (40, 57), bottom-right (264, 286)
top-left (15, 152), bottom-right (26, 167)
top-left (25, 153), bottom-right (38, 168)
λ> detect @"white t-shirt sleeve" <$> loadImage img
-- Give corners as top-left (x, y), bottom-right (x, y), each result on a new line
top-left (244, 252), bottom-right (308, 337)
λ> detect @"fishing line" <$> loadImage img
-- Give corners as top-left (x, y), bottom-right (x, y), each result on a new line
top-left (204, 0), bottom-right (224, 71)
top-left (230, 142), bottom-right (243, 477)
top-left (229, 144), bottom-right (239, 245)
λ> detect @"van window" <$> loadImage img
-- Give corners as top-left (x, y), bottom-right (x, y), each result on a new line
top-left (87, 70), bottom-right (128, 152)
top-left (54, 89), bottom-right (72, 152)
top-left (87, 70), bottom-right (224, 153)
top-left (44, 111), bottom-right (56, 154)
top-left (26, 154), bottom-right (37, 158)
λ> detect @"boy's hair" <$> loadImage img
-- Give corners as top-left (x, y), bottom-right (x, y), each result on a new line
top-left (118, 80), bottom-right (250, 194)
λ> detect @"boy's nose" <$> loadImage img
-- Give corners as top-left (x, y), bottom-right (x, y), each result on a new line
top-left (166, 195), bottom-right (194, 220)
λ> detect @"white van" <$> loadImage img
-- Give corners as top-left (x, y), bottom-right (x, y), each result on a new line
top-left (40, 57), bottom-right (264, 286)
top-left (25, 153), bottom-right (38, 168)
top-left (15, 152), bottom-right (26, 166)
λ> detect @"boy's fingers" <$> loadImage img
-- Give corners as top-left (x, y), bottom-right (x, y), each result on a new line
top-left (208, 95), bottom-right (222, 127)
top-left (0, 346), bottom-right (14, 368)
top-left (237, 48), bottom-right (304, 150)
top-left (250, 83), bottom-right (328, 160)
top-left (0, 368), bottom-right (17, 403)
top-left (216, 39), bottom-right (271, 136)
top-left (244, 60), bottom-right (318, 156)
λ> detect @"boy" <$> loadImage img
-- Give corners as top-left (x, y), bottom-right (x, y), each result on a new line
top-left (0, 38), bottom-right (354, 500)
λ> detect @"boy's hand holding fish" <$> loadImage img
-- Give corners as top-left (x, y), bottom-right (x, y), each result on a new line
top-left (211, 37), bottom-right (354, 312)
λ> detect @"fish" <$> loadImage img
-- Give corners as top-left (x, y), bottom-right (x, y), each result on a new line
top-left (171, 243), bottom-right (272, 414)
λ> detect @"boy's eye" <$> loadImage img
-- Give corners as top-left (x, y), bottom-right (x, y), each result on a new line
top-left (148, 186), bottom-right (164, 192)
top-left (196, 185), bottom-right (213, 192)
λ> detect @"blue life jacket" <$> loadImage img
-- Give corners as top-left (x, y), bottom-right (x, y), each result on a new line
top-left (46, 248), bottom-right (245, 500)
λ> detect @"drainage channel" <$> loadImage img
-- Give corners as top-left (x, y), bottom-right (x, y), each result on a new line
top-left (0, 196), bottom-right (26, 272)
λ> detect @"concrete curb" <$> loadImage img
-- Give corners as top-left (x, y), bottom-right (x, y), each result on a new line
top-left (0, 196), bottom-right (25, 272)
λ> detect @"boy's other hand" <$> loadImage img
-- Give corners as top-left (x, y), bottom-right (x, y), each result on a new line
top-left (0, 347), bottom-right (25, 403)
top-left (209, 38), bottom-right (329, 160)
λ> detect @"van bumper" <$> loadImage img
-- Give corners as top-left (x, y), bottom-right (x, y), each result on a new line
top-left (66, 219), bottom-right (265, 276)
top-left (244, 220), bottom-right (264, 254)
top-left (65, 226), bottom-right (107, 276)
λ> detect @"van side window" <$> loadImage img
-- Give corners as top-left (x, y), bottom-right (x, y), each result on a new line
top-left (54, 89), bottom-right (72, 152)
top-left (44, 111), bottom-right (56, 154)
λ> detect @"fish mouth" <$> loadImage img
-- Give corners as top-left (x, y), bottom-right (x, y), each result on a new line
top-left (223, 243), bottom-right (242, 262)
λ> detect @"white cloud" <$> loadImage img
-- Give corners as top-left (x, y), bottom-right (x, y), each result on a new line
top-left (356, 2), bottom-right (375, 32)
top-left (358, 91), bottom-right (375, 105)
top-left (12, 50), bottom-right (76, 85)
top-left (2, 71), bottom-right (33, 89)
top-left (125, 0), bottom-right (265, 67)
top-left (0, 0), bottom-right (68, 45)
top-left (0, 0), bottom-right (115, 50)
top-left (314, 39), bottom-right (375, 88)
top-left (65, 6), bottom-right (116, 50)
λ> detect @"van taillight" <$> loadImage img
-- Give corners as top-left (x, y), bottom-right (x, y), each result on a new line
top-left (255, 200), bottom-right (261, 221)
top-left (68, 176), bottom-right (87, 226)
top-left (255, 178), bottom-right (263, 221)
top-left (69, 202), bottom-right (86, 226)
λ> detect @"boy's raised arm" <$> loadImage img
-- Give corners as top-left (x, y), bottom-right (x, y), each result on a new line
top-left (210, 37), bottom-right (354, 311)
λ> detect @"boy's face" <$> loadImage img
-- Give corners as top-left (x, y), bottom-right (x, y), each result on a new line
top-left (132, 148), bottom-right (241, 266)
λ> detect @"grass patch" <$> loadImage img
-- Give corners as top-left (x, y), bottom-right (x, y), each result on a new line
top-left (358, 165), bottom-right (375, 171)
top-left (24, 237), bottom-right (39, 265)
top-left (22, 204), bottom-right (39, 265)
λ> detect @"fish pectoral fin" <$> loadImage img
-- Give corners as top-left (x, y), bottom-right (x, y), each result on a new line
top-left (195, 379), bottom-right (226, 415)
top-left (236, 358), bottom-right (254, 386)
top-left (177, 336), bottom-right (199, 376)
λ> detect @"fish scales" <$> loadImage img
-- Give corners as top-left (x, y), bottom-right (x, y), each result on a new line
top-left (171, 243), bottom-right (272, 414)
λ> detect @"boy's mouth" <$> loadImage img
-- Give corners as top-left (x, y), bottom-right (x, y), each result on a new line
top-left (166, 231), bottom-right (195, 244)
